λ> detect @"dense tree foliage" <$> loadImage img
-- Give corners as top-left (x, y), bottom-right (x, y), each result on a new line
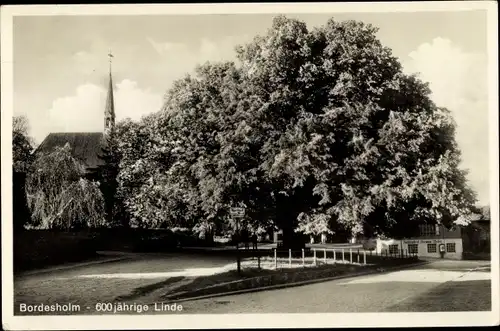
top-left (116, 16), bottom-right (478, 246)
top-left (13, 115), bottom-right (35, 173)
top-left (25, 144), bottom-right (106, 230)
top-left (98, 128), bottom-right (130, 227)
top-left (480, 205), bottom-right (490, 220)
top-left (12, 115), bottom-right (35, 231)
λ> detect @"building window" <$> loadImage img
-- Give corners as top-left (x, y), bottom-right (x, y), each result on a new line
top-left (446, 243), bottom-right (456, 253)
top-left (427, 244), bottom-right (437, 253)
top-left (420, 224), bottom-right (437, 236)
top-left (408, 244), bottom-right (418, 254)
top-left (389, 244), bottom-right (399, 255)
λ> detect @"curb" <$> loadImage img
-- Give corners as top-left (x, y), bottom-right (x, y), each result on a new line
top-left (15, 255), bottom-right (132, 277)
top-left (158, 260), bottom-right (430, 304)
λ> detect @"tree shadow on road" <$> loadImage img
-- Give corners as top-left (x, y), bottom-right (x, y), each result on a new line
top-left (115, 276), bottom-right (185, 302)
top-left (385, 280), bottom-right (491, 312)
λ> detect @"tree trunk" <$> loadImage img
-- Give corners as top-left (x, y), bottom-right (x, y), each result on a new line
top-left (205, 228), bottom-right (215, 246)
top-left (275, 201), bottom-right (304, 250)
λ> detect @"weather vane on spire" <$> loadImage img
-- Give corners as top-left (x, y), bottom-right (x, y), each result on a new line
top-left (108, 50), bottom-right (114, 71)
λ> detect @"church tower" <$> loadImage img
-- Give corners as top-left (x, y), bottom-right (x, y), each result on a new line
top-left (104, 52), bottom-right (115, 134)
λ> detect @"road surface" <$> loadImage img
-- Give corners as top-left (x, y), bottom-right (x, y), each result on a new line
top-left (178, 259), bottom-right (491, 313)
top-left (13, 255), bottom-right (491, 314)
top-left (13, 253), bottom-right (235, 315)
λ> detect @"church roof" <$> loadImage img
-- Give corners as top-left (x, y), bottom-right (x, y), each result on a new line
top-left (36, 132), bottom-right (105, 170)
top-left (37, 56), bottom-right (115, 172)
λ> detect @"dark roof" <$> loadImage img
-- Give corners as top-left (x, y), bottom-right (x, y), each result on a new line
top-left (472, 218), bottom-right (490, 223)
top-left (36, 132), bottom-right (105, 169)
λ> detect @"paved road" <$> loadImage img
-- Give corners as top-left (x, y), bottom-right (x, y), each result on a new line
top-left (14, 253), bottom-right (236, 315)
top-left (177, 260), bottom-right (491, 313)
top-left (14, 255), bottom-right (491, 315)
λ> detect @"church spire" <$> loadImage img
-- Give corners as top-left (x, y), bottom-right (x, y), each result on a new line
top-left (104, 51), bottom-right (115, 134)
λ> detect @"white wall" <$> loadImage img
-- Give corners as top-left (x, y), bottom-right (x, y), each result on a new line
top-left (376, 238), bottom-right (463, 260)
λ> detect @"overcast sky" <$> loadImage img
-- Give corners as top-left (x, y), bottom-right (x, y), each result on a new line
top-left (12, 10), bottom-right (490, 205)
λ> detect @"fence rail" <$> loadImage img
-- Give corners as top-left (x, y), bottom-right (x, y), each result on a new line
top-left (236, 247), bottom-right (418, 271)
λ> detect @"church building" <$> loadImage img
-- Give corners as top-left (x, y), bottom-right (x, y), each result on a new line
top-left (36, 58), bottom-right (116, 178)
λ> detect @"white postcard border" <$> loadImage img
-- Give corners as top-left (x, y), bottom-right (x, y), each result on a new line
top-left (2, 2), bottom-right (498, 330)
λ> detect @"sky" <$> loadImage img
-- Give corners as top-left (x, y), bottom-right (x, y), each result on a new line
top-left (12, 10), bottom-right (490, 205)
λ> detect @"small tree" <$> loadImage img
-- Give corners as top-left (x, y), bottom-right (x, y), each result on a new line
top-left (26, 143), bottom-right (106, 230)
top-left (13, 115), bottom-right (35, 173)
top-left (13, 115), bottom-right (35, 232)
top-left (481, 205), bottom-right (490, 220)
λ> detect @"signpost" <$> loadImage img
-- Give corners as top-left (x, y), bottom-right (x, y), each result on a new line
top-left (230, 207), bottom-right (246, 273)
top-left (230, 207), bottom-right (245, 218)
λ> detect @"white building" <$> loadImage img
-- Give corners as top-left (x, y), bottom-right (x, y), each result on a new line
top-left (373, 224), bottom-right (464, 260)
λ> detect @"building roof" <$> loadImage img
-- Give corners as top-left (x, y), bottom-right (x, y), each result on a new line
top-left (36, 62), bottom-right (115, 172)
top-left (36, 132), bottom-right (105, 170)
top-left (472, 218), bottom-right (490, 223)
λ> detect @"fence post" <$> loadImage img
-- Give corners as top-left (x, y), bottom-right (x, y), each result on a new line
top-left (342, 248), bottom-right (345, 263)
top-left (323, 249), bottom-right (327, 264)
top-left (313, 249), bottom-right (317, 266)
top-left (302, 249), bottom-right (305, 267)
top-left (274, 248), bottom-right (277, 270)
top-left (357, 249), bottom-right (360, 264)
top-left (333, 249), bottom-right (336, 263)
top-left (289, 249), bottom-right (292, 268)
top-left (349, 248), bottom-right (353, 264)
top-left (363, 250), bottom-right (367, 265)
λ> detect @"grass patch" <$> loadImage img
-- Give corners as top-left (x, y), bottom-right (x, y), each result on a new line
top-left (163, 263), bottom-right (367, 300)
top-left (168, 269), bottom-right (271, 295)
top-left (116, 276), bottom-right (185, 301)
